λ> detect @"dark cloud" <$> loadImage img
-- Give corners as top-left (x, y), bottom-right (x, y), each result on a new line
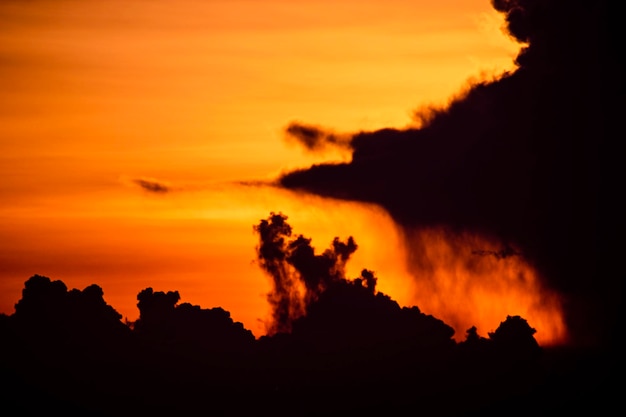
top-left (12, 274), bottom-right (128, 344)
top-left (278, 0), bottom-right (621, 348)
top-left (234, 179), bottom-right (278, 187)
top-left (134, 287), bottom-right (255, 354)
top-left (253, 212), bottom-right (358, 334)
top-left (133, 178), bottom-right (170, 193)
top-left (285, 122), bottom-right (351, 153)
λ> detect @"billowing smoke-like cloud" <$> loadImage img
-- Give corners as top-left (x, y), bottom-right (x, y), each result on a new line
top-left (278, 0), bottom-right (619, 347)
top-left (253, 212), bottom-right (359, 334)
top-left (404, 227), bottom-right (567, 345)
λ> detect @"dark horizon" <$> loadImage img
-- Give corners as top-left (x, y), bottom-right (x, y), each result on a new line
top-left (0, 214), bottom-right (618, 415)
top-left (0, 257), bottom-right (618, 415)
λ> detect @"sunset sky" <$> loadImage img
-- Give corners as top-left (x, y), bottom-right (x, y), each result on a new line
top-left (0, 0), bottom-right (541, 340)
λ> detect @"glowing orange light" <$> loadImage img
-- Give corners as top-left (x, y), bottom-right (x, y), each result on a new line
top-left (404, 227), bottom-right (567, 345)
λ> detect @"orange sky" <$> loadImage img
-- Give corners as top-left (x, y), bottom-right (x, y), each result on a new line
top-left (0, 0), bottom-right (546, 341)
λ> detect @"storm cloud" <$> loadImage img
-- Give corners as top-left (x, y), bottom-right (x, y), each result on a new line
top-left (278, 0), bottom-right (620, 347)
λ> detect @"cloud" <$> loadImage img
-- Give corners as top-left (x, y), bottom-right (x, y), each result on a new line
top-left (134, 287), bottom-right (255, 353)
top-left (253, 212), bottom-right (358, 334)
top-left (277, 0), bottom-right (617, 347)
top-left (132, 178), bottom-right (170, 193)
top-left (285, 122), bottom-right (352, 154)
top-left (122, 175), bottom-right (281, 195)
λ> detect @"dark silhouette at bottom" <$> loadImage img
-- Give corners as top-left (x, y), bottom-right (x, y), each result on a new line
top-left (0, 214), bottom-right (618, 416)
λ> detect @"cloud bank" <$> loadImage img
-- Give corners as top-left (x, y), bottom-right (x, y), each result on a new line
top-left (277, 0), bottom-right (619, 347)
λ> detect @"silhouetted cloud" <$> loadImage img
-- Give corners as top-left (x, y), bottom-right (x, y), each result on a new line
top-left (234, 179), bottom-right (278, 187)
top-left (278, 0), bottom-right (619, 348)
top-left (253, 212), bottom-right (358, 334)
top-left (285, 122), bottom-right (351, 153)
top-left (12, 274), bottom-right (129, 344)
top-left (134, 287), bottom-right (255, 353)
top-left (133, 178), bottom-right (170, 193)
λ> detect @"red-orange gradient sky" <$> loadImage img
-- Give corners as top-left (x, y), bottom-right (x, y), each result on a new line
top-left (1, 0), bottom-right (567, 343)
